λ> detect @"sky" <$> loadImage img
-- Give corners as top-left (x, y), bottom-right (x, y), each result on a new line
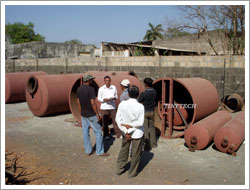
top-left (5, 5), bottom-right (180, 46)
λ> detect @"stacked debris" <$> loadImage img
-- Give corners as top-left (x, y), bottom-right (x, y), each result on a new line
top-left (5, 151), bottom-right (31, 185)
top-left (221, 93), bottom-right (244, 113)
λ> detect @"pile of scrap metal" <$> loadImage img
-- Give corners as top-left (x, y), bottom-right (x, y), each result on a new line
top-left (221, 93), bottom-right (245, 113)
top-left (5, 152), bottom-right (31, 185)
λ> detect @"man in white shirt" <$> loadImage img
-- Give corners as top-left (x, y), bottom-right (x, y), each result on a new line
top-left (115, 85), bottom-right (145, 178)
top-left (98, 75), bottom-right (122, 140)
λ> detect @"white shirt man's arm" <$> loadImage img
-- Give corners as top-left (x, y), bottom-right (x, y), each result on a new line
top-left (127, 106), bottom-right (145, 134)
top-left (108, 85), bottom-right (118, 100)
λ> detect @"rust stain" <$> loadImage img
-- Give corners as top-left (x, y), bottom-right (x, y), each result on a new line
top-left (6, 116), bottom-right (33, 122)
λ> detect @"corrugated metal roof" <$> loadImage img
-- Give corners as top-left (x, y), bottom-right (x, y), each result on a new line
top-left (102, 41), bottom-right (205, 54)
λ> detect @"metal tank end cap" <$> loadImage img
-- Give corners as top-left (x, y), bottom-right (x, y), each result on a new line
top-left (227, 144), bottom-right (236, 155)
top-left (27, 76), bottom-right (38, 95)
top-left (221, 137), bottom-right (228, 148)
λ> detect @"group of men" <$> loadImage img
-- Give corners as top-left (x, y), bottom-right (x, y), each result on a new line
top-left (76, 74), bottom-right (157, 178)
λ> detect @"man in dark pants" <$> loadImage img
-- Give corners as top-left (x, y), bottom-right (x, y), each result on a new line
top-left (138, 78), bottom-right (157, 151)
top-left (116, 85), bottom-right (145, 178)
top-left (77, 74), bottom-right (109, 157)
top-left (97, 76), bottom-right (122, 140)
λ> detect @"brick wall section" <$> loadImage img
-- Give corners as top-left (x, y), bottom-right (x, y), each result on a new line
top-left (5, 41), bottom-right (96, 59)
top-left (5, 55), bottom-right (245, 98)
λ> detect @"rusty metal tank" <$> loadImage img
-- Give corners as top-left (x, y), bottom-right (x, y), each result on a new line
top-left (153, 78), bottom-right (220, 138)
top-left (184, 110), bottom-right (232, 151)
top-left (69, 72), bottom-right (144, 123)
top-left (26, 73), bottom-right (83, 116)
top-left (221, 94), bottom-right (244, 113)
top-left (214, 111), bottom-right (245, 154)
top-left (5, 71), bottom-right (47, 103)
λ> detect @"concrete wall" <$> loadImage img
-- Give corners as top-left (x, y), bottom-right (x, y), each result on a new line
top-left (5, 55), bottom-right (245, 99)
top-left (154, 30), bottom-right (230, 55)
top-left (5, 41), bottom-right (96, 59)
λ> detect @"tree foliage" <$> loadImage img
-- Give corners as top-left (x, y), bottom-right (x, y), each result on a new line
top-left (134, 46), bottom-right (155, 56)
top-left (177, 5), bottom-right (220, 55)
top-left (64, 39), bottom-right (83, 45)
top-left (209, 5), bottom-right (245, 55)
top-left (164, 27), bottom-right (190, 39)
top-left (171, 5), bottom-right (245, 55)
top-left (6, 22), bottom-right (45, 44)
top-left (143, 23), bottom-right (163, 41)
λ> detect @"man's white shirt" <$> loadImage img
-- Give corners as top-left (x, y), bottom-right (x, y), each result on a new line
top-left (98, 84), bottom-right (118, 110)
top-left (115, 98), bottom-right (144, 139)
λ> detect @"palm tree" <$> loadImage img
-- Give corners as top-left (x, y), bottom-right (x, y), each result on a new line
top-left (143, 22), bottom-right (163, 41)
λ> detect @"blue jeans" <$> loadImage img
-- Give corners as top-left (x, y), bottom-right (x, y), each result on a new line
top-left (81, 116), bottom-right (104, 155)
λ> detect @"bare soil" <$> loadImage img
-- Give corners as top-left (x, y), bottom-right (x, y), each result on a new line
top-left (4, 102), bottom-right (245, 186)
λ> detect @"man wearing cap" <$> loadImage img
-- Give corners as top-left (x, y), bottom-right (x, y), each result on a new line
top-left (98, 75), bottom-right (122, 140)
top-left (120, 79), bottom-right (130, 102)
top-left (77, 74), bottom-right (109, 157)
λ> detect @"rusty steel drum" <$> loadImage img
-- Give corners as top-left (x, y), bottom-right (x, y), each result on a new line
top-left (153, 78), bottom-right (220, 131)
top-left (221, 94), bottom-right (244, 113)
top-left (5, 71), bottom-right (47, 103)
top-left (184, 110), bottom-right (232, 151)
top-left (214, 111), bottom-right (245, 154)
top-left (69, 72), bottom-right (144, 123)
top-left (172, 103), bottom-right (188, 126)
top-left (157, 101), bottom-right (188, 126)
top-left (26, 73), bottom-right (83, 116)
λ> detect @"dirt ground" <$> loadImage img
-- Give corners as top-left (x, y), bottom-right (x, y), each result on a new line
top-left (4, 102), bottom-right (246, 187)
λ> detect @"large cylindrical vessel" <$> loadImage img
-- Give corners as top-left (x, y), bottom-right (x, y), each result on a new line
top-left (69, 72), bottom-right (144, 122)
top-left (153, 78), bottom-right (220, 134)
top-left (26, 73), bottom-right (83, 116)
top-left (5, 71), bottom-right (47, 103)
top-left (214, 111), bottom-right (245, 154)
top-left (184, 110), bottom-right (232, 151)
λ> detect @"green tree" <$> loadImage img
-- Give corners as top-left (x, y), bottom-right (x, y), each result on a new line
top-left (164, 27), bottom-right (190, 38)
top-left (143, 23), bottom-right (163, 41)
top-left (6, 22), bottom-right (45, 44)
top-left (169, 5), bottom-right (245, 55)
top-left (134, 43), bottom-right (155, 56)
top-left (209, 5), bottom-right (245, 55)
top-left (64, 39), bottom-right (82, 45)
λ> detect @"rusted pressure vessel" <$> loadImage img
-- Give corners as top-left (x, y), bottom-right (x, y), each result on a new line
top-left (214, 111), bottom-right (245, 154)
top-left (153, 78), bottom-right (220, 127)
top-left (5, 71), bottom-right (47, 103)
top-left (69, 72), bottom-right (144, 122)
top-left (26, 73), bottom-right (83, 116)
top-left (157, 101), bottom-right (188, 126)
top-left (184, 110), bottom-right (232, 151)
top-left (221, 94), bottom-right (244, 113)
